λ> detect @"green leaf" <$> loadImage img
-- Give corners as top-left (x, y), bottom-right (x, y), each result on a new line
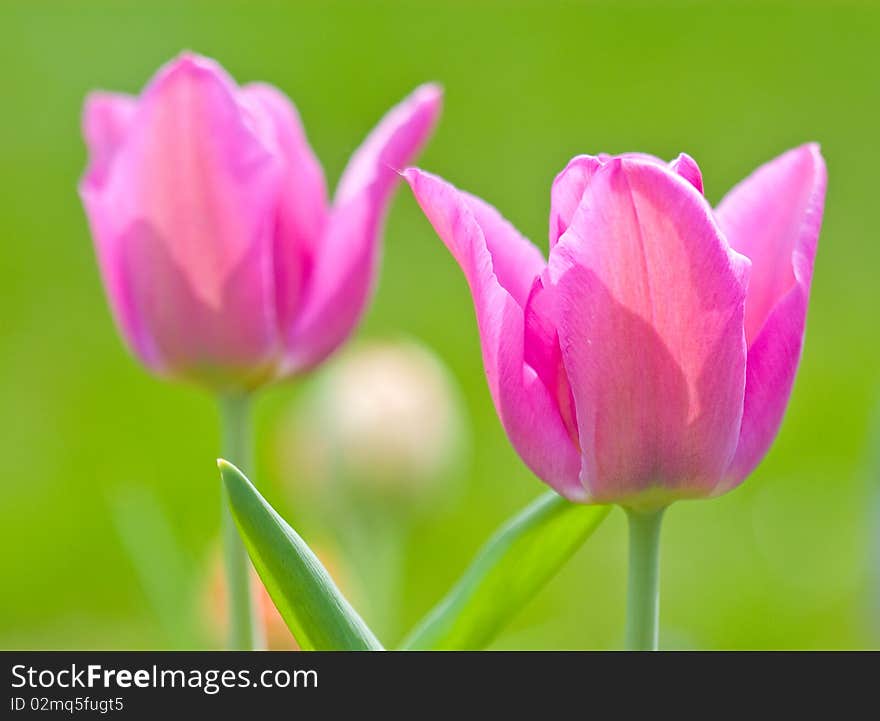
top-left (400, 492), bottom-right (609, 650)
top-left (219, 459), bottom-right (383, 651)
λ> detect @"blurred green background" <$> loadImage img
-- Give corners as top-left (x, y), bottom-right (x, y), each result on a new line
top-left (1, 0), bottom-right (878, 650)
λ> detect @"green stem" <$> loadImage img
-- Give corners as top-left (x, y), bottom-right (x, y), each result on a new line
top-left (624, 506), bottom-right (665, 651)
top-left (219, 393), bottom-right (263, 650)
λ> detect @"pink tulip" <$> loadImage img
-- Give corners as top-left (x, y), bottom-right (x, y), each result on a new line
top-left (404, 146), bottom-right (825, 509)
top-left (80, 53), bottom-right (441, 391)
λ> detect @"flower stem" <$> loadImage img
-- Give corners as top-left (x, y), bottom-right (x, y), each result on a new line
top-left (219, 392), bottom-right (263, 650)
top-left (624, 506), bottom-right (665, 651)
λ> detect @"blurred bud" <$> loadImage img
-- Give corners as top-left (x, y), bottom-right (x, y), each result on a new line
top-left (274, 339), bottom-right (467, 507)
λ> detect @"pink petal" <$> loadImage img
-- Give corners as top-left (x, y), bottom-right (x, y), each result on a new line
top-left (239, 83), bottom-right (329, 337)
top-left (522, 275), bottom-right (580, 449)
top-left (716, 144), bottom-right (825, 345)
top-left (549, 155), bottom-right (603, 248)
top-left (549, 153), bottom-right (704, 248)
top-left (81, 95), bottom-right (152, 366)
top-left (80, 190), bottom-right (161, 370)
top-left (669, 153), bottom-right (704, 193)
top-left (334, 84), bottom-right (443, 206)
top-left (82, 92), bottom-right (137, 188)
top-left (548, 157), bottom-right (749, 506)
top-left (461, 188), bottom-right (546, 305)
top-left (116, 220), bottom-right (280, 389)
top-left (464, 191), bottom-right (581, 446)
top-left (284, 84), bottom-right (442, 372)
top-left (403, 168), bottom-right (584, 500)
top-left (717, 144), bottom-right (827, 486)
top-left (82, 53), bottom-right (282, 385)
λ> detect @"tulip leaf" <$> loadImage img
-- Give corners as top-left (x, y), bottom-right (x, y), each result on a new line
top-left (400, 492), bottom-right (609, 650)
top-left (219, 460), bottom-right (383, 651)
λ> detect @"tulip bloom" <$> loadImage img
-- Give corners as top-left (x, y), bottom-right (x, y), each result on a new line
top-left (405, 145), bottom-right (826, 510)
top-left (80, 53), bottom-right (441, 391)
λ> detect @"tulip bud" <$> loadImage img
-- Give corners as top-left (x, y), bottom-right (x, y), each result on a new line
top-left (405, 146), bottom-right (826, 509)
top-left (274, 339), bottom-right (466, 508)
top-left (80, 52), bottom-right (442, 391)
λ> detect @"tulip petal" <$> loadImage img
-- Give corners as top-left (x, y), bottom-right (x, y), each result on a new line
top-left (549, 155), bottom-right (603, 248)
top-left (669, 153), bottom-right (704, 194)
top-left (80, 191), bottom-right (161, 370)
top-left (549, 158), bottom-right (749, 506)
top-left (404, 168), bottom-right (584, 500)
top-left (116, 220), bottom-right (280, 389)
top-left (716, 144), bottom-right (825, 345)
top-left (240, 83), bottom-right (328, 332)
top-left (82, 92), bottom-right (137, 188)
top-left (80, 93), bottom-right (149, 361)
top-left (83, 53), bottom-right (282, 383)
top-left (549, 153), bottom-right (704, 249)
top-left (334, 84), bottom-right (443, 207)
top-left (284, 84), bottom-right (442, 372)
top-left (717, 144), bottom-right (826, 486)
top-left (522, 276), bottom-right (579, 449)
